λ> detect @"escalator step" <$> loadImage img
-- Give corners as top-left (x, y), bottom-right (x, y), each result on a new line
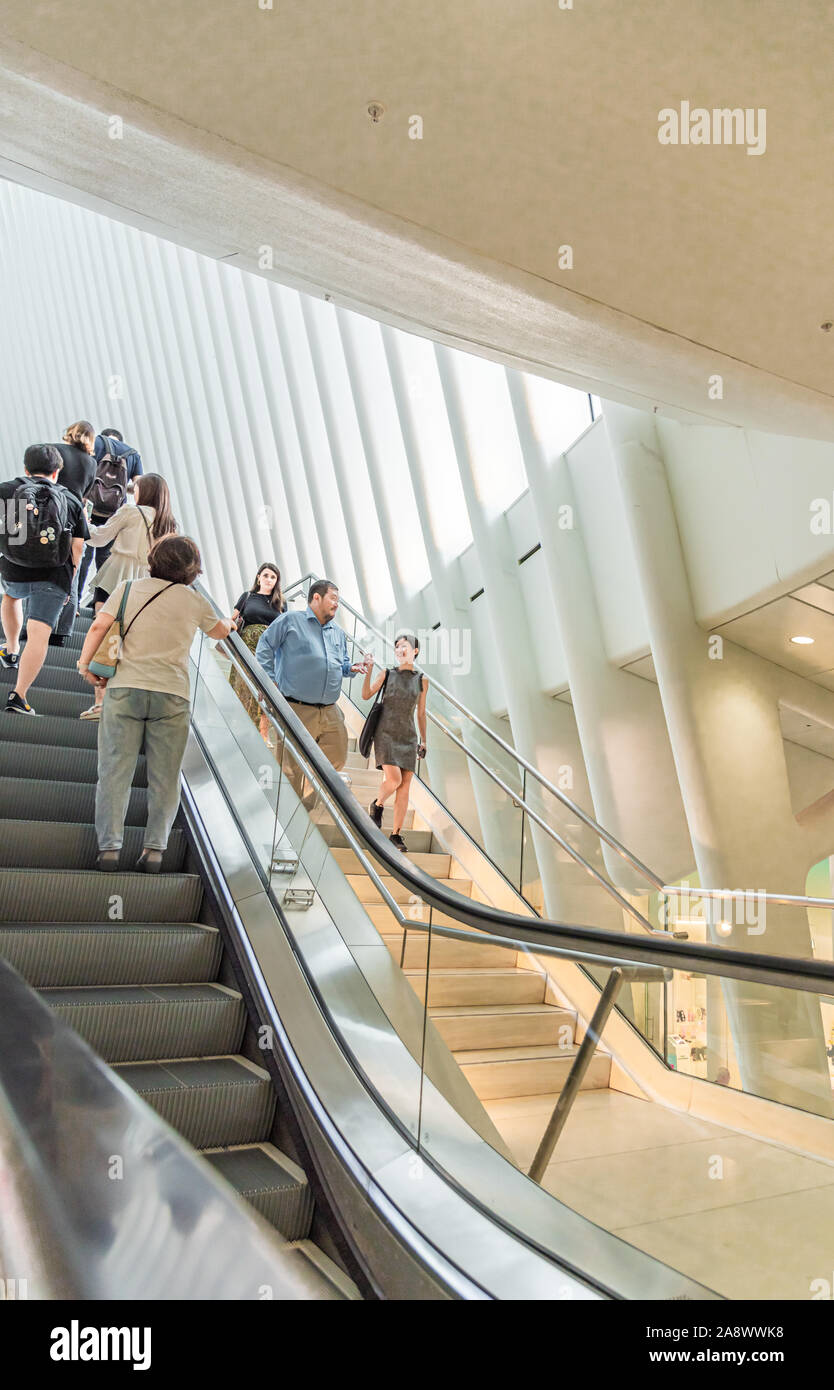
top-left (280, 1242), bottom-right (362, 1300)
top-left (0, 664), bottom-right (88, 694)
top-left (0, 821), bottom-right (183, 871)
top-left (201, 1143), bottom-right (314, 1241)
top-left (4, 687), bottom-right (94, 718)
top-left (0, 920), bottom-right (218, 986)
top-left (0, 868), bottom-right (202, 922)
top-left (0, 713), bottom-right (100, 750)
top-left (0, 777), bottom-right (148, 825)
top-left (40, 982), bottom-right (245, 1063)
top-left (0, 744), bottom-right (147, 787)
top-left (115, 1056), bottom-right (276, 1148)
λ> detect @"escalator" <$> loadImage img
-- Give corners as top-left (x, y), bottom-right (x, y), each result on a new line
top-left (0, 609), bottom-right (359, 1300)
top-left (2, 592), bottom-right (834, 1300)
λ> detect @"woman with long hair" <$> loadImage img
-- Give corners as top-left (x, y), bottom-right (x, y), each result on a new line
top-left (80, 473), bottom-right (178, 720)
top-left (230, 562), bottom-right (285, 731)
top-left (362, 633), bottom-right (428, 852)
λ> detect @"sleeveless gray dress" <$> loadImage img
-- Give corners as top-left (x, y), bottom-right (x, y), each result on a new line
top-left (373, 667), bottom-right (424, 771)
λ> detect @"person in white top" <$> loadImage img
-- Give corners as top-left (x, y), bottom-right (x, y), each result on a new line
top-left (81, 473), bottom-right (178, 720)
top-left (76, 535), bottom-right (233, 873)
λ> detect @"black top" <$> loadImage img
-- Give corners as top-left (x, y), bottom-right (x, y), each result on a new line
top-left (0, 476), bottom-right (89, 593)
top-left (235, 591), bottom-right (286, 628)
top-left (52, 442), bottom-right (97, 502)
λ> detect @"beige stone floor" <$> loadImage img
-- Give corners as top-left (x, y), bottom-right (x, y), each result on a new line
top-left (484, 1089), bottom-right (834, 1300)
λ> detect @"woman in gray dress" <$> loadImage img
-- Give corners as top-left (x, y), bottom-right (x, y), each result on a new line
top-left (361, 634), bottom-right (428, 852)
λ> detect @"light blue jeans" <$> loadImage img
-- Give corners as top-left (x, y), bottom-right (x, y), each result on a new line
top-left (96, 687), bottom-right (191, 851)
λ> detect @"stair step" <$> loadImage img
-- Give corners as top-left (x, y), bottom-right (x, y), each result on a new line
top-left (456, 1044), bottom-right (612, 1100)
top-left (0, 712), bottom-right (100, 750)
top-left (365, 903), bottom-right (475, 932)
top-left (312, 805), bottom-right (417, 831)
top-left (0, 743), bottom-right (147, 787)
top-left (333, 846), bottom-right (451, 877)
top-left (317, 824), bottom-right (433, 854)
top-left (201, 1143), bottom-right (314, 1241)
top-left (40, 982), bottom-right (245, 1063)
top-left (347, 874), bottom-right (472, 905)
top-left (1, 687), bottom-right (92, 718)
top-left (0, 921), bottom-right (220, 986)
top-left (430, 1003), bottom-right (575, 1050)
top-left (0, 868), bottom-right (202, 922)
top-left (115, 1055), bottom-right (275, 1148)
top-left (404, 967), bottom-right (546, 1007)
top-left (0, 663), bottom-right (89, 694)
top-left (0, 821), bottom-right (184, 872)
top-left (382, 932), bottom-right (516, 970)
top-left (0, 777), bottom-right (148, 825)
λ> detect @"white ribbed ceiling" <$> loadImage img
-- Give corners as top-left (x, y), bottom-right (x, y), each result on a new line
top-left (1, 1), bottom-right (833, 437)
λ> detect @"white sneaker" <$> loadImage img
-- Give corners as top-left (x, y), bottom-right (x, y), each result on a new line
top-left (79, 704), bottom-right (102, 720)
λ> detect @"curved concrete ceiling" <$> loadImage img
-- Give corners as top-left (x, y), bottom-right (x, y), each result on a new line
top-left (1, 0), bottom-right (833, 437)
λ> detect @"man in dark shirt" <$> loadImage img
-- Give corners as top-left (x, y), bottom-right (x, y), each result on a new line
top-left (76, 427), bottom-right (144, 604)
top-left (0, 444), bottom-right (89, 714)
top-left (51, 421), bottom-right (98, 642)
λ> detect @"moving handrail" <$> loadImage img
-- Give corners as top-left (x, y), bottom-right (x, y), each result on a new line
top-left (202, 618), bottom-right (834, 1199)
top-left (199, 597), bottom-right (834, 997)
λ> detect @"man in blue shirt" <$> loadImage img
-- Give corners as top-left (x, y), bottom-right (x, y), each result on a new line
top-left (256, 579), bottom-right (363, 800)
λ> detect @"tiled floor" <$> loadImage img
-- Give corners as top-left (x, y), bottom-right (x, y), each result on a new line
top-left (484, 1089), bottom-right (834, 1300)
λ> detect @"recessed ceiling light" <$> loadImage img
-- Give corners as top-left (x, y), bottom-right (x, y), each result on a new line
top-left (791, 635), bottom-right (815, 645)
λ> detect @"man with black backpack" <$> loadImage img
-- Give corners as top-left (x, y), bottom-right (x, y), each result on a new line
top-left (76, 427), bottom-right (143, 605)
top-left (0, 444), bottom-right (89, 714)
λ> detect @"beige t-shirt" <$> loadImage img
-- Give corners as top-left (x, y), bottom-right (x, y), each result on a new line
top-left (102, 577), bottom-right (218, 700)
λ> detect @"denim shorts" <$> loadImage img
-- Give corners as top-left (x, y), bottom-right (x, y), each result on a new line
top-left (1, 579), bottom-right (66, 628)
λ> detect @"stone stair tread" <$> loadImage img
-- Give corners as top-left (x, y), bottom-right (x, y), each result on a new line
top-left (429, 1003), bottom-right (572, 1018)
top-left (455, 1042), bottom-right (609, 1064)
top-left (405, 967), bottom-right (538, 979)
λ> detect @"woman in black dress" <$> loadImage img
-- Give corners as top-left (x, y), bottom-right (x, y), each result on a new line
top-left (362, 634), bottom-right (428, 852)
top-left (230, 562), bottom-right (285, 728)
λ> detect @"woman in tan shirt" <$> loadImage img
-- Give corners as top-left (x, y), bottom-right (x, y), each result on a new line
top-left (77, 535), bottom-right (232, 873)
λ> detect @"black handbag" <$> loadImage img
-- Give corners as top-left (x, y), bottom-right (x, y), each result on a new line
top-left (358, 669), bottom-right (389, 759)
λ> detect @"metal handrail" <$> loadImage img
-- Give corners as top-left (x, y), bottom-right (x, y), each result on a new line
top-left (199, 607), bottom-right (834, 995)
top-left (283, 573), bottom-right (665, 893)
top-left (662, 885), bottom-right (834, 912)
top-left (203, 626), bottom-right (834, 1181)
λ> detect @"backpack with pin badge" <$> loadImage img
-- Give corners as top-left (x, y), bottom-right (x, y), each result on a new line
top-left (1, 476), bottom-right (72, 568)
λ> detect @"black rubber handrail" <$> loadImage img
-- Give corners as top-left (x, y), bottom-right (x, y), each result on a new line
top-left (197, 593), bottom-right (834, 1000)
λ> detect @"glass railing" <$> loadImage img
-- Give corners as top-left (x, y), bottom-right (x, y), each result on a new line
top-left (185, 613), bottom-right (834, 1300)
top-left (277, 577), bottom-right (834, 1102)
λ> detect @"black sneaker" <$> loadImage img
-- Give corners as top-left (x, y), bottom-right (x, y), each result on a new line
top-left (369, 799), bottom-right (384, 829)
top-left (48, 633), bottom-right (66, 647)
top-left (0, 646), bottom-right (18, 669)
top-left (4, 691), bottom-right (37, 716)
top-left (389, 833), bottom-right (408, 853)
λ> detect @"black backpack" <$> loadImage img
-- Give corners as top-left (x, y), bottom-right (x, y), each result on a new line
top-left (1, 477), bottom-right (72, 568)
top-left (85, 441), bottom-right (128, 517)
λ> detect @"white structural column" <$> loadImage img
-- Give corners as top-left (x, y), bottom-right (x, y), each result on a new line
top-left (507, 368), bottom-right (692, 890)
top-left (435, 343), bottom-right (597, 910)
top-left (606, 401), bottom-right (834, 1113)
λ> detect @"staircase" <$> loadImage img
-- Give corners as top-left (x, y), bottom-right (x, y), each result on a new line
top-left (328, 744), bottom-right (612, 1107)
top-left (0, 609), bottom-right (359, 1299)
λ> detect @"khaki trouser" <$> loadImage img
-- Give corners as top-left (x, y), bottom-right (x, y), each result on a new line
top-left (282, 700), bottom-right (348, 803)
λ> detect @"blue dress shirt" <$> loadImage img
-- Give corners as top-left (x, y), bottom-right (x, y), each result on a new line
top-left (255, 607), bottom-right (353, 704)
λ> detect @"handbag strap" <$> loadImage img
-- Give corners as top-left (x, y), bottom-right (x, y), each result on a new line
top-left (375, 668), bottom-right (390, 706)
top-left (120, 582), bottom-right (176, 644)
top-left (137, 506), bottom-right (153, 546)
